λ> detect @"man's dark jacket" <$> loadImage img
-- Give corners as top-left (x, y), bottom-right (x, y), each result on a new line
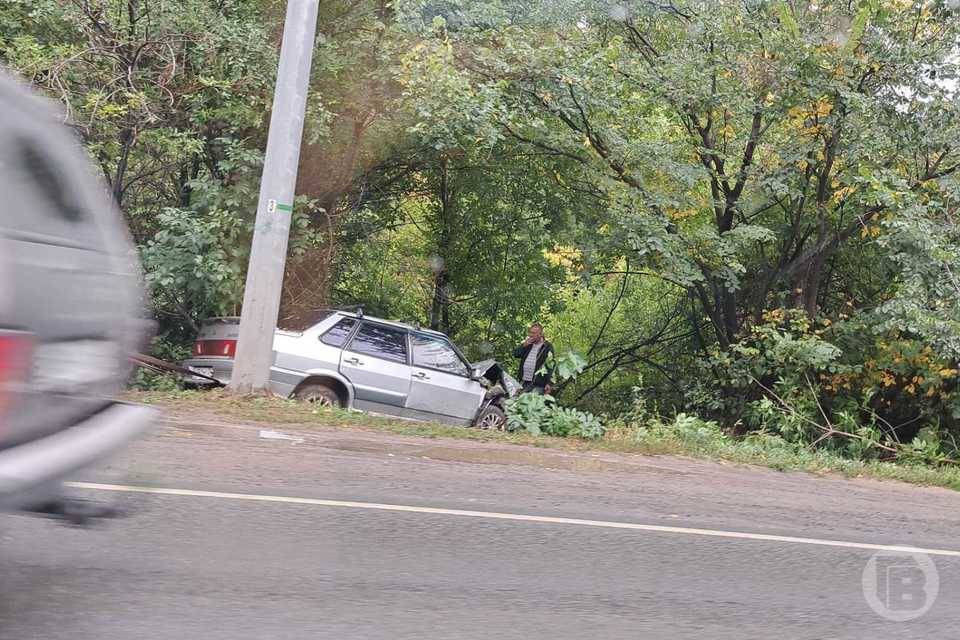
top-left (513, 340), bottom-right (554, 387)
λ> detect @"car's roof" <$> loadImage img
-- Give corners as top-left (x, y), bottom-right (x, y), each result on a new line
top-left (202, 311), bottom-right (449, 337)
top-left (333, 311), bottom-right (448, 338)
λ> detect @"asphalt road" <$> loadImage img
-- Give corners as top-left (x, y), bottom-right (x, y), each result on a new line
top-left (2, 412), bottom-right (960, 639)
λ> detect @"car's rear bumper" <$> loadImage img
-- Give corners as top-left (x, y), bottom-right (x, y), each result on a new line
top-left (0, 401), bottom-right (156, 511)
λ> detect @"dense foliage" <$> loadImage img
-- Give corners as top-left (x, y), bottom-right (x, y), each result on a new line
top-left (5, 0), bottom-right (960, 456)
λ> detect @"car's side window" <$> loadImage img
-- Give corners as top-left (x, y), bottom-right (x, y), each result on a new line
top-left (347, 322), bottom-right (408, 364)
top-left (320, 318), bottom-right (357, 347)
top-left (0, 130), bottom-right (102, 246)
top-left (411, 334), bottom-right (470, 377)
top-left (18, 136), bottom-right (84, 222)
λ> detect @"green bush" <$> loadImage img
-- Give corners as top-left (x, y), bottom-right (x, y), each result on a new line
top-left (504, 393), bottom-right (606, 440)
top-left (679, 308), bottom-right (960, 463)
top-left (634, 413), bottom-right (728, 454)
top-left (545, 406), bottom-right (605, 439)
top-left (505, 393), bottom-right (554, 435)
top-left (128, 368), bottom-right (183, 392)
top-left (127, 337), bottom-right (192, 392)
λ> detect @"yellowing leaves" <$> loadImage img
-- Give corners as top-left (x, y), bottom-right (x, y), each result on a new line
top-left (860, 225), bottom-right (882, 239)
top-left (544, 245), bottom-right (582, 270)
top-left (786, 99), bottom-right (834, 138)
top-left (832, 185), bottom-right (856, 203)
top-left (812, 99), bottom-right (833, 118)
top-left (666, 207), bottom-right (698, 221)
top-left (786, 99), bottom-right (832, 120)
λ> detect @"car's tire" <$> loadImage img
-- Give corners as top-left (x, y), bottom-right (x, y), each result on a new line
top-left (474, 405), bottom-right (507, 430)
top-left (293, 383), bottom-right (342, 408)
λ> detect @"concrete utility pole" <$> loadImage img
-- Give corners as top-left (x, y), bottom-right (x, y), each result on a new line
top-left (229, 0), bottom-right (320, 394)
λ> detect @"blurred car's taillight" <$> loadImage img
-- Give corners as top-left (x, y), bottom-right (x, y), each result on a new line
top-left (192, 339), bottom-right (237, 358)
top-left (0, 331), bottom-right (33, 427)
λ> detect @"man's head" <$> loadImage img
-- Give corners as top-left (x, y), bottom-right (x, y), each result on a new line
top-left (528, 322), bottom-right (544, 344)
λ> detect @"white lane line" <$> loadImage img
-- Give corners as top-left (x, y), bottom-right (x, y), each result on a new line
top-left (65, 481), bottom-right (960, 558)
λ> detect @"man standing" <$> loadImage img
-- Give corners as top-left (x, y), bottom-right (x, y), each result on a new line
top-left (513, 322), bottom-right (554, 395)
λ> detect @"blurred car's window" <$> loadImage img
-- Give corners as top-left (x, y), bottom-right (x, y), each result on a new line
top-left (0, 123), bottom-right (102, 248)
top-left (347, 323), bottom-right (407, 364)
top-left (19, 137), bottom-right (84, 222)
top-left (411, 334), bottom-right (469, 377)
top-left (320, 317), bottom-right (357, 347)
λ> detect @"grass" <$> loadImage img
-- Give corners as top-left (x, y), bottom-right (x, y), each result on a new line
top-left (124, 388), bottom-right (960, 492)
top-left (124, 388), bottom-right (564, 447)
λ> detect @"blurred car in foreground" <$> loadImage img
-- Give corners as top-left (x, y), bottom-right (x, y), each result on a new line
top-left (0, 70), bottom-right (155, 514)
top-left (183, 311), bottom-right (518, 429)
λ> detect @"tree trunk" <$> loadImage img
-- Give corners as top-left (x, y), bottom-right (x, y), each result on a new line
top-left (792, 250), bottom-right (829, 317)
top-left (721, 287), bottom-right (739, 344)
top-left (111, 127), bottom-right (136, 205)
top-left (430, 158), bottom-right (452, 333)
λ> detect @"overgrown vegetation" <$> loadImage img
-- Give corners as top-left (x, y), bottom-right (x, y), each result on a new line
top-left (6, 1), bottom-right (960, 468)
top-left (504, 393), bottom-right (606, 439)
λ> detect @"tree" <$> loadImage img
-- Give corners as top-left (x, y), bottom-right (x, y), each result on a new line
top-left (1, 0), bottom-right (282, 336)
top-left (398, 0), bottom-right (960, 349)
top-left (331, 139), bottom-right (577, 359)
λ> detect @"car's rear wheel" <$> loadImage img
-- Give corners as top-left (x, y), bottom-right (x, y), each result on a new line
top-left (475, 405), bottom-right (506, 430)
top-left (293, 383), bottom-right (342, 408)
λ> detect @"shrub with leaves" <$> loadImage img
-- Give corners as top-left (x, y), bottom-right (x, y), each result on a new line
top-left (505, 392), bottom-right (554, 435)
top-left (682, 307), bottom-right (960, 461)
top-left (127, 337), bottom-right (192, 391)
top-left (545, 406), bottom-right (605, 439)
top-left (633, 413), bottom-right (729, 455)
top-left (685, 309), bottom-right (850, 425)
top-left (504, 392), bottom-right (605, 439)
top-left (539, 350), bottom-right (588, 383)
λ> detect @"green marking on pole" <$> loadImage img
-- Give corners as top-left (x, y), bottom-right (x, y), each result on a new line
top-left (276, 203), bottom-right (293, 213)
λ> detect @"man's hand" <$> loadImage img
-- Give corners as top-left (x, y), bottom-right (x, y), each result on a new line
top-left (521, 336), bottom-right (534, 347)
top-left (544, 385), bottom-right (552, 395)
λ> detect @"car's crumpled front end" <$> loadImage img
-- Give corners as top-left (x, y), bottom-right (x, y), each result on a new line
top-left (472, 359), bottom-right (520, 401)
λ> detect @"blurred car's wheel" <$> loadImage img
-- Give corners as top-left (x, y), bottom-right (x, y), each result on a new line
top-left (475, 405), bottom-right (506, 430)
top-left (293, 383), bottom-right (341, 408)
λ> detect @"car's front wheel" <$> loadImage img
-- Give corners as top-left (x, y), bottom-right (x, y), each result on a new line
top-left (292, 383), bottom-right (342, 408)
top-left (474, 405), bottom-right (507, 430)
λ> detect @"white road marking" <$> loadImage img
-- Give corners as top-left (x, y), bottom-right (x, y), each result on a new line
top-left (65, 481), bottom-right (960, 558)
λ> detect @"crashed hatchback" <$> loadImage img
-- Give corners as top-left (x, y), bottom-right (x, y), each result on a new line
top-left (183, 311), bottom-right (518, 429)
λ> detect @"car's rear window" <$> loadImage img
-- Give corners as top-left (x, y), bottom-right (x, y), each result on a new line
top-left (199, 318), bottom-right (240, 340)
top-left (320, 317), bottom-right (357, 347)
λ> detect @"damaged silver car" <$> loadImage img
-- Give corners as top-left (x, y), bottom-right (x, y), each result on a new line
top-left (183, 310), bottom-right (518, 429)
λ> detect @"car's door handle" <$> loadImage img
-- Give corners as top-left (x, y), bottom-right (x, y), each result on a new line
top-left (345, 357), bottom-right (364, 366)
top-left (412, 371), bottom-right (429, 380)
